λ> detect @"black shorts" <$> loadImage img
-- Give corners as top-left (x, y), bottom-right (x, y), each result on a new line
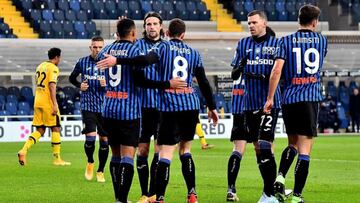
top-left (282, 102), bottom-right (319, 137)
top-left (81, 110), bottom-right (107, 136)
top-left (245, 108), bottom-right (279, 142)
top-left (158, 110), bottom-right (199, 145)
top-left (139, 108), bottom-right (160, 143)
top-left (103, 118), bottom-right (140, 147)
top-left (230, 113), bottom-right (249, 141)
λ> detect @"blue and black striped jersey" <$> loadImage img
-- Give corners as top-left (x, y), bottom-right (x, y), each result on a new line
top-left (97, 40), bottom-right (142, 120)
top-left (233, 34), bottom-right (281, 111)
top-left (152, 39), bottom-right (201, 112)
top-left (72, 55), bottom-right (105, 113)
top-left (231, 75), bottom-right (245, 114)
top-left (276, 30), bottom-right (327, 104)
top-left (134, 38), bottom-right (161, 109)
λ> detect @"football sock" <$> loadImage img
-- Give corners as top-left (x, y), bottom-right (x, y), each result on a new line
top-left (21, 130), bottom-right (42, 152)
top-left (227, 151), bottom-right (242, 193)
top-left (137, 155), bottom-right (149, 196)
top-left (110, 156), bottom-right (121, 201)
top-left (180, 153), bottom-right (196, 194)
top-left (196, 124), bottom-right (207, 145)
top-left (119, 157), bottom-right (134, 203)
top-left (149, 153), bottom-right (159, 196)
top-left (258, 140), bottom-right (277, 196)
top-left (97, 140), bottom-right (109, 172)
top-left (84, 136), bottom-right (96, 163)
top-left (51, 132), bottom-right (61, 159)
top-left (294, 154), bottom-right (310, 196)
top-left (155, 158), bottom-right (171, 201)
top-left (278, 145), bottom-right (298, 177)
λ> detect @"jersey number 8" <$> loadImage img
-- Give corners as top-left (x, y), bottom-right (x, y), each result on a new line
top-left (172, 56), bottom-right (188, 80)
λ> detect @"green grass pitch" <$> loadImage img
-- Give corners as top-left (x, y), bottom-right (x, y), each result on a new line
top-left (0, 136), bottom-right (359, 202)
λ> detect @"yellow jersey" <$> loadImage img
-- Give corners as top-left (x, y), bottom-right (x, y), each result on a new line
top-left (34, 61), bottom-right (59, 108)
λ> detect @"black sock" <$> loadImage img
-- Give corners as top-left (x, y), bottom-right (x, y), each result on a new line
top-left (84, 136), bottom-right (96, 163)
top-left (278, 145), bottom-right (298, 177)
top-left (149, 153), bottom-right (159, 196)
top-left (109, 156), bottom-right (121, 201)
top-left (119, 157), bottom-right (134, 203)
top-left (258, 140), bottom-right (277, 196)
top-left (97, 140), bottom-right (109, 172)
top-left (227, 151), bottom-right (242, 193)
top-left (137, 155), bottom-right (149, 196)
top-left (155, 158), bottom-right (171, 201)
top-left (294, 154), bottom-right (310, 196)
top-left (180, 153), bottom-right (196, 194)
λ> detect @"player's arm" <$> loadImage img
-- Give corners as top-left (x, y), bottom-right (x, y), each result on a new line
top-left (263, 58), bottom-right (284, 114)
top-left (69, 62), bottom-right (81, 88)
top-left (133, 68), bottom-right (187, 89)
top-left (49, 82), bottom-right (58, 115)
top-left (96, 52), bottom-right (159, 69)
top-left (195, 66), bottom-right (218, 125)
top-left (231, 57), bottom-right (247, 80)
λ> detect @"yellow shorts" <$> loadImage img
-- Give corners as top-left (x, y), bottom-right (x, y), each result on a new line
top-left (32, 107), bottom-right (61, 127)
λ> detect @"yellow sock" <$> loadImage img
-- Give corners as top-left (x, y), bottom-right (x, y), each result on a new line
top-left (196, 124), bottom-right (207, 145)
top-left (21, 131), bottom-right (42, 153)
top-left (51, 131), bottom-right (61, 159)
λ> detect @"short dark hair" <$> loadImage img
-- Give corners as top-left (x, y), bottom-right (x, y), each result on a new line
top-left (266, 26), bottom-right (275, 37)
top-left (117, 18), bottom-right (136, 38)
top-left (247, 10), bottom-right (267, 21)
top-left (91, 36), bottom-right (104, 42)
top-left (168, 18), bottom-right (186, 37)
top-left (48, 47), bottom-right (61, 60)
top-left (143, 12), bottom-right (164, 38)
top-left (298, 4), bottom-right (321, 26)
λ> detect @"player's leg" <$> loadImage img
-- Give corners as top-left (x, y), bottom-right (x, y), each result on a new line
top-left (257, 109), bottom-right (279, 201)
top-left (226, 113), bottom-right (247, 202)
top-left (51, 126), bottom-right (71, 166)
top-left (18, 124), bottom-right (45, 166)
top-left (96, 113), bottom-right (109, 183)
top-left (195, 117), bottom-right (214, 149)
top-left (152, 112), bottom-right (177, 202)
top-left (117, 119), bottom-right (140, 203)
top-left (148, 141), bottom-right (160, 202)
top-left (81, 111), bottom-right (97, 180)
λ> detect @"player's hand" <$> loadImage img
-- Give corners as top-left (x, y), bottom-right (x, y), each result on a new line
top-left (208, 109), bottom-right (219, 126)
top-left (52, 104), bottom-right (58, 115)
top-left (97, 54), bottom-right (117, 69)
top-left (80, 80), bottom-right (89, 91)
top-left (263, 99), bottom-right (273, 114)
top-left (169, 77), bottom-right (187, 89)
top-left (99, 78), bottom-right (106, 87)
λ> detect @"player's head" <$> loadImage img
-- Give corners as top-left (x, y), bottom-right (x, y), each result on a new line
top-left (89, 36), bottom-right (104, 58)
top-left (143, 12), bottom-right (164, 40)
top-left (116, 18), bottom-right (136, 42)
top-left (353, 88), bottom-right (359, 95)
top-left (266, 26), bottom-right (276, 37)
top-left (247, 10), bottom-right (267, 37)
top-left (298, 4), bottom-right (321, 30)
top-left (167, 18), bottom-right (186, 40)
top-left (48, 47), bottom-right (61, 65)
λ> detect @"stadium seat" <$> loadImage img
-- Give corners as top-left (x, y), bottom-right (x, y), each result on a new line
top-left (6, 94), bottom-right (18, 105)
top-left (163, 1), bottom-right (174, 13)
top-left (104, 1), bottom-right (118, 19)
top-left (94, 9), bottom-right (109, 19)
top-left (277, 11), bottom-right (288, 21)
top-left (275, 1), bottom-right (286, 12)
top-left (42, 9), bottom-right (54, 21)
top-left (117, 1), bottom-right (129, 11)
top-left (140, 1), bottom-right (152, 14)
top-left (65, 10), bottom-right (77, 22)
top-left (131, 9), bottom-right (143, 20)
top-left (80, 0), bottom-right (92, 11)
top-left (0, 110), bottom-right (8, 121)
top-left (45, 0), bottom-right (56, 10)
top-left (85, 21), bottom-right (98, 38)
top-left (18, 101), bottom-right (31, 113)
top-left (51, 20), bottom-right (64, 38)
top-left (40, 20), bottom-right (53, 38)
top-left (188, 10), bottom-right (200, 20)
top-left (17, 110), bottom-right (31, 121)
top-left (63, 86), bottom-right (77, 100)
top-left (152, 1), bottom-right (163, 13)
top-left (254, 1), bottom-right (265, 10)
top-left (164, 10), bottom-right (176, 20)
top-left (337, 102), bottom-right (349, 129)
top-left (5, 102), bottom-right (17, 115)
top-left (53, 9), bottom-right (65, 21)
top-left (74, 21), bottom-right (87, 39)
top-left (20, 86), bottom-right (34, 106)
top-left (63, 21), bottom-right (76, 38)
top-left (7, 86), bottom-right (20, 99)
top-left (244, 1), bottom-right (254, 13)
top-left (0, 86), bottom-right (6, 97)
top-left (327, 81), bottom-right (337, 98)
top-left (21, 0), bottom-right (33, 10)
top-left (69, 0), bottom-right (81, 11)
top-left (0, 95), bottom-right (5, 110)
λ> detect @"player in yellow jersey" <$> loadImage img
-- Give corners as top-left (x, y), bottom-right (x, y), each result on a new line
top-left (18, 48), bottom-right (71, 166)
top-left (195, 117), bottom-right (215, 149)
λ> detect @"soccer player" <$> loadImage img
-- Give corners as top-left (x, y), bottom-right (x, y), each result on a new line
top-left (18, 48), bottom-right (71, 166)
top-left (195, 117), bottom-right (215, 150)
top-left (228, 11), bottom-right (281, 202)
top-left (264, 5), bottom-right (327, 203)
top-left (134, 12), bottom-right (164, 203)
top-left (97, 18), bottom-right (219, 203)
top-left (69, 36), bottom-right (109, 183)
top-left (96, 18), bottom-right (187, 203)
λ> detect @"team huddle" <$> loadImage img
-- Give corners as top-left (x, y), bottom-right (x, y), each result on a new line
top-left (17, 4), bottom-right (326, 203)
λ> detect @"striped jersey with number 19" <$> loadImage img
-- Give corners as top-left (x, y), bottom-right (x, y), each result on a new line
top-left (152, 39), bottom-right (201, 112)
top-left (135, 38), bottom-right (161, 109)
top-left (73, 55), bottom-right (105, 113)
top-left (275, 30), bottom-right (328, 104)
top-left (97, 40), bottom-right (143, 120)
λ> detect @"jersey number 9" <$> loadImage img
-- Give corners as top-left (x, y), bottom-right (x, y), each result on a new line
top-left (293, 47), bottom-right (320, 75)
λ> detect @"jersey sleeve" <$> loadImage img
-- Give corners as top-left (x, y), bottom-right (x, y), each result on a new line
top-left (48, 65), bottom-right (59, 84)
top-left (231, 41), bottom-right (242, 67)
top-left (275, 38), bottom-right (286, 60)
top-left (96, 44), bottom-right (111, 61)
